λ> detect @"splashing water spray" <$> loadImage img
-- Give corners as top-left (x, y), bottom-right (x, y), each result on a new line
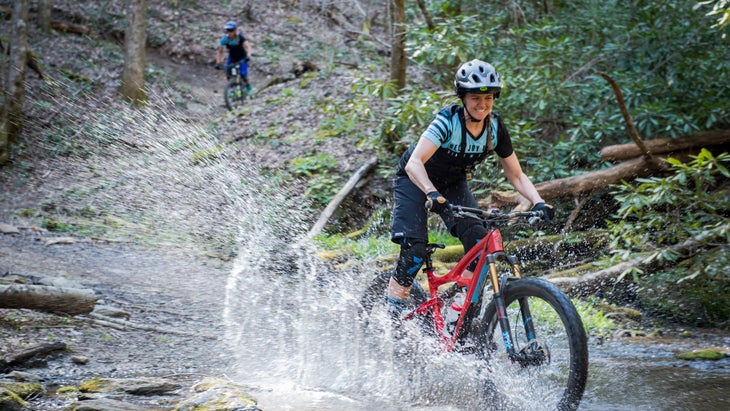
top-left (35, 82), bottom-right (541, 410)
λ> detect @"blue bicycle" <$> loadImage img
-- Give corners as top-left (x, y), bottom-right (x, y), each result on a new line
top-left (217, 57), bottom-right (250, 111)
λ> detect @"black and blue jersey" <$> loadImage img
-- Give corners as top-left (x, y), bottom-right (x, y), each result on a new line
top-left (219, 33), bottom-right (248, 63)
top-left (396, 104), bottom-right (514, 187)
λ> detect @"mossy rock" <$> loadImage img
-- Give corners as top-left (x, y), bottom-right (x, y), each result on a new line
top-left (675, 349), bottom-right (726, 361)
top-left (432, 245), bottom-right (464, 263)
top-left (79, 377), bottom-right (181, 395)
top-left (0, 382), bottom-right (44, 399)
top-left (315, 248), bottom-right (352, 261)
top-left (56, 385), bottom-right (79, 394)
top-left (596, 302), bottom-right (643, 322)
top-left (0, 387), bottom-right (29, 411)
top-left (174, 378), bottom-right (259, 411)
top-left (79, 377), bottom-right (109, 393)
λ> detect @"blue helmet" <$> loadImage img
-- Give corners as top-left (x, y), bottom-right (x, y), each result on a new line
top-left (224, 21), bottom-right (237, 31)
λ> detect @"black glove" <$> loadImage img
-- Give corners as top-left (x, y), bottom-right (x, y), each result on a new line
top-left (214, 63), bottom-right (222, 70)
top-left (531, 202), bottom-right (555, 222)
top-left (425, 191), bottom-right (449, 214)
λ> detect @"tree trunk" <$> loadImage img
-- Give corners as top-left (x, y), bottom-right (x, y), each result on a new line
top-left (38, 0), bottom-right (51, 33)
top-left (389, 0), bottom-right (406, 89)
top-left (119, 0), bottom-right (147, 105)
top-left (0, 0), bottom-right (30, 165)
top-left (0, 284), bottom-right (97, 315)
top-left (415, 0), bottom-right (435, 31)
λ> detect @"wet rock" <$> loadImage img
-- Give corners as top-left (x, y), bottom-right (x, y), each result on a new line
top-left (675, 349), bottom-right (727, 361)
top-left (173, 378), bottom-right (260, 411)
top-left (45, 237), bottom-right (76, 246)
top-left (79, 377), bottom-right (182, 396)
top-left (91, 304), bottom-right (131, 320)
top-left (4, 370), bottom-right (42, 382)
top-left (37, 276), bottom-right (87, 289)
top-left (0, 223), bottom-right (20, 234)
top-left (71, 355), bottom-right (89, 365)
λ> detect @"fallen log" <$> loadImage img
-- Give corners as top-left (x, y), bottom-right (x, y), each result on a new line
top-left (546, 223), bottom-right (729, 295)
top-left (0, 284), bottom-right (96, 315)
top-left (487, 139), bottom-right (728, 208)
top-left (600, 129), bottom-right (730, 161)
top-left (307, 155), bottom-right (378, 238)
top-left (1, 342), bottom-right (67, 371)
top-left (258, 60), bottom-right (319, 93)
top-left (486, 155), bottom-right (663, 207)
top-left (0, 7), bottom-right (89, 34)
top-left (50, 21), bottom-right (90, 35)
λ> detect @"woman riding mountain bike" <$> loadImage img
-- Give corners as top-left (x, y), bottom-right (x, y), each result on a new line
top-left (215, 21), bottom-right (252, 96)
top-left (386, 58), bottom-right (554, 323)
top-left (359, 205), bottom-right (588, 410)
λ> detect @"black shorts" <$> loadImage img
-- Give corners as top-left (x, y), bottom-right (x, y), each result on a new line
top-left (390, 173), bottom-right (480, 244)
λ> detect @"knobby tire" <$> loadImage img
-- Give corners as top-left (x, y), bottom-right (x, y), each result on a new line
top-left (476, 277), bottom-right (588, 411)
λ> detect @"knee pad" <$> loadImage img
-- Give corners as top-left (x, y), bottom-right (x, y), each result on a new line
top-left (392, 240), bottom-right (427, 287)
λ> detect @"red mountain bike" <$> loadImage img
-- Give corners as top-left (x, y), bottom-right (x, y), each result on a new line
top-left (359, 205), bottom-right (588, 410)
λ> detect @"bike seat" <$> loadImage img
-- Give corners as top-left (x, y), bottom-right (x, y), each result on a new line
top-left (426, 243), bottom-right (446, 253)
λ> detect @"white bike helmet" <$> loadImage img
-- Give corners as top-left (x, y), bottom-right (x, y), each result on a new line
top-left (224, 21), bottom-right (237, 31)
top-left (454, 59), bottom-right (501, 98)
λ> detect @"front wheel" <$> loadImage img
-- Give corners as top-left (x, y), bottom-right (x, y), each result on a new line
top-left (224, 80), bottom-right (246, 111)
top-left (474, 277), bottom-right (588, 411)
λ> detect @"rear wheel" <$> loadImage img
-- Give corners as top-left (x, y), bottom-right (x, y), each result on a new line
top-left (224, 80), bottom-right (246, 111)
top-left (475, 277), bottom-right (588, 411)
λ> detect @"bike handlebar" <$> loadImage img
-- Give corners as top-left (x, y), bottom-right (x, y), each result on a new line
top-left (449, 205), bottom-right (544, 225)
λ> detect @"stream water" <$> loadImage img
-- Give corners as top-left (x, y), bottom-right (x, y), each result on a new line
top-left (221, 211), bottom-right (730, 411)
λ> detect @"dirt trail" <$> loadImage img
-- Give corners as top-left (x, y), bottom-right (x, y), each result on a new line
top-left (147, 51), bottom-right (226, 115)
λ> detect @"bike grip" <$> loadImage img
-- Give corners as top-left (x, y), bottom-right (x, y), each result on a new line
top-left (528, 210), bottom-right (543, 225)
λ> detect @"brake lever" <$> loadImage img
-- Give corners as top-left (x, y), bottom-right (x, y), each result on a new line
top-left (527, 211), bottom-right (544, 225)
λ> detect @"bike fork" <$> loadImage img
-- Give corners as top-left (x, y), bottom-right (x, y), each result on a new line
top-left (491, 257), bottom-right (539, 362)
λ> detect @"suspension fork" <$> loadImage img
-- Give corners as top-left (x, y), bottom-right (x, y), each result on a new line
top-left (489, 252), bottom-right (539, 360)
top-left (506, 253), bottom-right (539, 350)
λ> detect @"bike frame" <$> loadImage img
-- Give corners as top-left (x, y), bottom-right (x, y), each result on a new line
top-left (403, 210), bottom-right (539, 358)
top-left (226, 59), bottom-right (248, 84)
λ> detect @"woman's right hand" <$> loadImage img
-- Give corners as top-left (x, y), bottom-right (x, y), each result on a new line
top-left (425, 191), bottom-right (449, 213)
